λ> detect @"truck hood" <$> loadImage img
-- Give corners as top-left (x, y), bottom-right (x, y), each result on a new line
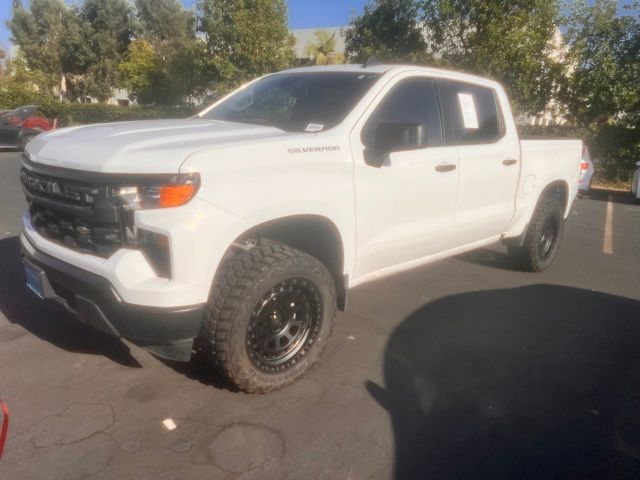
top-left (25, 119), bottom-right (288, 173)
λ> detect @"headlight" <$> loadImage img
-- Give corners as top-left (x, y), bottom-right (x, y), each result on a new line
top-left (112, 173), bottom-right (200, 210)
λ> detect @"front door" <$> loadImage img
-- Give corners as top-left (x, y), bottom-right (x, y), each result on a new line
top-left (351, 75), bottom-right (460, 281)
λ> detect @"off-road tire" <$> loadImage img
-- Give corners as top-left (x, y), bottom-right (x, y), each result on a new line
top-left (509, 193), bottom-right (565, 272)
top-left (199, 239), bottom-right (337, 393)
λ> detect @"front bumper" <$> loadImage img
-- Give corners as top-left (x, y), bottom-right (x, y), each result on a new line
top-left (20, 231), bottom-right (204, 361)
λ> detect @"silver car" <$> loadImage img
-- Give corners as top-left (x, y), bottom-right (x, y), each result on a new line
top-left (578, 146), bottom-right (595, 192)
top-left (632, 161), bottom-right (640, 203)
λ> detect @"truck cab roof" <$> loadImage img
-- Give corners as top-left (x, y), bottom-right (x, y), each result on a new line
top-left (279, 64), bottom-right (503, 89)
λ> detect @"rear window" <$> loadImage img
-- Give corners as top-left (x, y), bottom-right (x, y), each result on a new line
top-left (445, 82), bottom-right (503, 144)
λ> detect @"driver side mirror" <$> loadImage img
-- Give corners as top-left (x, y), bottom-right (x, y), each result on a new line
top-left (364, 122), bottom-right (427, 167)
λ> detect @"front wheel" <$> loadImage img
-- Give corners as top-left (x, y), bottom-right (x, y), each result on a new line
top-left (199, 239), bottom-right (336, 393)
top-left (509, 193), bottom-right (565, 272)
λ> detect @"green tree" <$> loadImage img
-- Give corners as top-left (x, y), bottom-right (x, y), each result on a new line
top-left (304, 30), bottom-right (345, 65)
top-left (79, 0), bottom-right (135, 101)
top-left (8, 0), bottom-right (85, 94)
top-left (129, 0), bottom-right (208, 106)
top-left (2, 50), bottom-right (49, 89)
top-left (345, 0), bottom-right (427, 63)
top-left (118, 39), bottom-right (166, 104)
top-left (421, 0), bottom-right (562, 115)
top-left (560, 0), bottom-right (640, 182)
top-left (346, 0), bottom-right (563, 114)
top-left (561, 0), bottom-right (640, 128)
top-left (197, 0), bottom-right (295, 91)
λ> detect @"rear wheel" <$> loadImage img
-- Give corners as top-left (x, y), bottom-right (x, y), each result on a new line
top-left (509, 192), bottom-right (565, 272)
top-left (199, 239), bottom-right (336, 393)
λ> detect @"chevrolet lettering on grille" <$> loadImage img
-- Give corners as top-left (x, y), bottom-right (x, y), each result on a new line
top-left (21, 169), bottom-right (99, 204)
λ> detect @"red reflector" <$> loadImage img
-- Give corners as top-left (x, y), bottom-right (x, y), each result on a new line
top-left (580, 162), bottom-right (589, 171)
top-left (0, 401), bottom-right (8, 459)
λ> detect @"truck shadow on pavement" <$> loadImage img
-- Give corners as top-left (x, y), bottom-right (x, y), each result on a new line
top-left (0, 236), bottom-right (141, 367)
top-left (453, 247), bottom-right (521, 271)
top-left (368, 284), bottom-right (640, 480)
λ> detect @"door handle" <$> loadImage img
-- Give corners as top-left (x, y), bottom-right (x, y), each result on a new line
top-left (435, 163), bottom-right (456, 173)
top-left (503, 158), bottom-right (518, 166)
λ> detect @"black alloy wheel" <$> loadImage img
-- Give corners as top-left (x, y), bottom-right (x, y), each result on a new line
top-left (247, 278), bottom-right (323, 372)
top-left (537, 215), bottom-right (559, 260)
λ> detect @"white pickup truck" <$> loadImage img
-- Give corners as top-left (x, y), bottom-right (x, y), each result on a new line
top-left (20, 65), bottom-right (582, 392)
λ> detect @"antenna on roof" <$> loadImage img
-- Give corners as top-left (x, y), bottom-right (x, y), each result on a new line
top-left (362, 55), bottom-right (380, 68)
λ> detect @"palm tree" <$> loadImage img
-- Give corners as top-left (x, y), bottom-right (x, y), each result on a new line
top-left (304, 30), bottom-right (345, 65)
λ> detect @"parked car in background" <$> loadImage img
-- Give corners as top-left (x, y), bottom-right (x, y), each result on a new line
top-left (578, 145), bottom-right (595, 192)
top-left (0, 105), bottom-right (52, 149)
top-left (632, 161), bottom-right (640, 204)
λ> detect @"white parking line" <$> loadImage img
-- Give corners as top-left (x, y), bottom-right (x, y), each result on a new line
top-left (603, 195), bottom-right (614, 254)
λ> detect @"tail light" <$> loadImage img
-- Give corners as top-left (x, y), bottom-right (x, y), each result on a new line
top-left (579, 161), bottom-right (589, 182)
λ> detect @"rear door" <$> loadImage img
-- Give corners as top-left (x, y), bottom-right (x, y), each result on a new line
top-left (351, 75), bottom-right (460, 280)
top-left (440, 81), bottom-right (520, 246)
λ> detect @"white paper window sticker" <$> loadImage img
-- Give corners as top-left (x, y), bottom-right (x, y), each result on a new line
top-left (457, 93), bottom-right (479, 129)
top-left (305, 123), bottom-right (324, 132)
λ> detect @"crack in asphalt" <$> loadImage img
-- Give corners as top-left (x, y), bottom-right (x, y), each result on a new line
top-left (26, 403), bottom-right (116, 449)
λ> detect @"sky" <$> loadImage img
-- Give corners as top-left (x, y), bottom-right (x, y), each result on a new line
top-left (1, 0), bottom-right (638, 55)
top-left (0, 0), bottom-right (369, 54)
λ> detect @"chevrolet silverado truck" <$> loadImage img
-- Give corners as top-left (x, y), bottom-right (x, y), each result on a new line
top-left (19, 65), bottom-right (583, 393)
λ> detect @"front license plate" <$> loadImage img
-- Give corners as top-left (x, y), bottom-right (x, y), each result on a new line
top-left (23, 260), bottom-right (45, 299)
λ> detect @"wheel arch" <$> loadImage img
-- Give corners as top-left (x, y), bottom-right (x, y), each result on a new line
top-left (504, 179), bottom-right (570, 247)
top-left (539, 179), bottom-right (570, 217)
top-left (222, 214), bottom-right (348, 310)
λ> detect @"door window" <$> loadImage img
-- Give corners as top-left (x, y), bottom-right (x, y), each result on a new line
top-left (362, 77), bottom-right (444, 147)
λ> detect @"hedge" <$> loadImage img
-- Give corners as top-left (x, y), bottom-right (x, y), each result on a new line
top-left (0, 87), bottom-right (194, 127)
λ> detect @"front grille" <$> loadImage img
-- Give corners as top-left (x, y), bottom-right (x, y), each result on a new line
top-left (28, 203), bottom-right (123, 257)
top-left (21, 165), bottom-right (129, 258)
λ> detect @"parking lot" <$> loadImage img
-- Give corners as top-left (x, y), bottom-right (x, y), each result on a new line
top-left (1, 150), bottom-right (639, 479)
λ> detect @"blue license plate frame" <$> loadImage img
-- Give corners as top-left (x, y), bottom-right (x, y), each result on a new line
top-left (23, 259), bottom-right (45, 299)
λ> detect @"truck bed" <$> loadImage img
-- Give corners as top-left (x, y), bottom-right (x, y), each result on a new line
top-left (503, 137), bottom-right (583, 239)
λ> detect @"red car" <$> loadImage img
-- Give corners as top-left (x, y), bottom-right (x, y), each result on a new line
top-left (0, 105), bottom-right (53, 149)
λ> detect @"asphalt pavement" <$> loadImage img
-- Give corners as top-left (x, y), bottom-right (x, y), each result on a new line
top-left (0, 151), bottom-right (639, 479)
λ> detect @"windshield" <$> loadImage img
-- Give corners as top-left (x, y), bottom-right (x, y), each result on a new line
top-left (3, 105), bottom-right (38, 121)
top-left (201, 72), bottom-right (381, 132)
